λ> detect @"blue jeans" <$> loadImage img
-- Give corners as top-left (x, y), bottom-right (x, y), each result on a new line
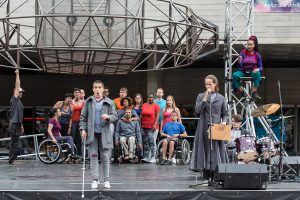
top-left (55, 136), bottom-right (75, 154)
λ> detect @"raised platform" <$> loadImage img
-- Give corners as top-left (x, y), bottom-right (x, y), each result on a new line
top-left (0, 160), bottom-right (300, 200)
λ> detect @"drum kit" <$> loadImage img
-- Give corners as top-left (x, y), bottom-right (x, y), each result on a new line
top-left (228, 103), bottom-right (288, 163)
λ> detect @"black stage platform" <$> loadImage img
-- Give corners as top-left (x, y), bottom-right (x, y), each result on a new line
top-left (1, 160), bottom-right (300, 200)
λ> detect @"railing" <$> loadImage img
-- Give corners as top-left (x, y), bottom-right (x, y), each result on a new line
top-left (0, 118), bottom-right (198, 161)
top-left (0, 133), bottom-right (44, 160)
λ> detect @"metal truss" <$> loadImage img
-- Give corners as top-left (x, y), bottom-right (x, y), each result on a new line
top-left (0, 0), bottom-right (219, 74)
top-left (224, 0), bottom-right (254, 119)
top-left (224, 0), bottom-right (286, 156)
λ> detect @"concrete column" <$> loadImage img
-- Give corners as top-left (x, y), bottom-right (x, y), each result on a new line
top-left (147, 71), bottom-right (158, 95)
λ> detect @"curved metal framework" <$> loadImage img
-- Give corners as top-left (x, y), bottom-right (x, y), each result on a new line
top-left (0, 0), bottom-right (219, 74)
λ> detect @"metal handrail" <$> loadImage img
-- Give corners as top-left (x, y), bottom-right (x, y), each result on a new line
top-left (0, 118), bottom-right (198, 161)
top-left (0, 133), bottom-right (44, 160)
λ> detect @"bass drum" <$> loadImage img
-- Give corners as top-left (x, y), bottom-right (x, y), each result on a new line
top-left (235, 136), bottom-right (258, 162)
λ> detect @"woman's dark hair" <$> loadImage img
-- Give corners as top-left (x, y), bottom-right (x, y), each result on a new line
top-left (49, 108), bottom-right (59, 118)
top-left (133, 93), bottom-right (143, 108)
top-left (248, 35), bottom-right (259, 52)
top-left (120, 97), bottom-right (133, 107)
top-left (73, 88), bottom-right (80, 93)
top-left (64, 92), bottom-right (73, 99)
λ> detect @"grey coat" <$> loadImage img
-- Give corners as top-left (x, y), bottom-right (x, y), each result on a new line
top-left (190, 92), bottom-right (229, 172)
top-left (79, 96), bottom-right (117, 149)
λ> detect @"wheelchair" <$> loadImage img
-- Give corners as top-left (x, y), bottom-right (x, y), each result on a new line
top-left (38, 138), bottom-right (74, 164)
top-left (114, 138), bottom-right (142, 164)
top-left (155, 137), bottom-right (191, 165)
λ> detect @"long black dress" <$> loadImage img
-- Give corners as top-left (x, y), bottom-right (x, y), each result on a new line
top-left (189, 92), bottom-right (229, 172)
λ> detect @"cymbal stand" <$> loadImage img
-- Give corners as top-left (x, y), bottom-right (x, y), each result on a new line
top-left (275, 80), bottom-right (297, 181)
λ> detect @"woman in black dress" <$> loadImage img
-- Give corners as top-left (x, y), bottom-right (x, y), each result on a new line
top-left (190, 75), bottom-right (229, 179)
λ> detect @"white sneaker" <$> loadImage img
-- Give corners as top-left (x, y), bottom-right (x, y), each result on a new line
top-left (91, 180), bottom-right (100, 189)
top-left (149, 158), bottom-right (156, 163)
top-left (141, 158), bottom-right (150, 162)
top-left (171, 158), bottom-right (176, 164)
top-left (103, 181), bottom-right (111, 189)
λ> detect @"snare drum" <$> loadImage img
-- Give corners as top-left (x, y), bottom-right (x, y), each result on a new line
top-left (235, 136), bottom-right (258, 161)
top-left (256, 137), bottom-right (278, 159)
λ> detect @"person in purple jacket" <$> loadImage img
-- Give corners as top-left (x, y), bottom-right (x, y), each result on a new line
top-left (232, 36), bottom-right (263, 99)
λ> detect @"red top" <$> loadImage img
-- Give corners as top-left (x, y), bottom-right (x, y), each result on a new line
top-left (72, 101), bottom-right (84, 122)
top-left (162, 110), bottom-right (172, 128)
top-left (141, 103), bottom-right (160, 129)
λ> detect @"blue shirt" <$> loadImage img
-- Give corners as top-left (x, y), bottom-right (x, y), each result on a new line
top-left (94, 99), bottom-right (104, 133)
top-left (163, 122), bottom-right (185, 137)
top-left (133, 108), bottom-right (141, 117)
top-left (154, 99), bottom-right (166, 124)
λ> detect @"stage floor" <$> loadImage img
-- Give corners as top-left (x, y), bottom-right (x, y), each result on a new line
top-left (0, 160), bottom-right (200, 191)
top-left (1, 160), bottom-right (300, 200)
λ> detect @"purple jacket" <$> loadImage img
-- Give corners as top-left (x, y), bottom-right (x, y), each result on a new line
top-left (239, 49), bottom-right (263, 72)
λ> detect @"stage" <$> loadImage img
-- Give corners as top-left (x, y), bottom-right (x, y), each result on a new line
top-left (0, 161), bottom-right (300, 200)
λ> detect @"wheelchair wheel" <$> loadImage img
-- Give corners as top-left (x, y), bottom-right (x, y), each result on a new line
top-left (38, 140), bottom-right (61, 164)
top-left (180, 139), bottom-right (191, 165)
top-left (57, 143), bottom-right (71, 163)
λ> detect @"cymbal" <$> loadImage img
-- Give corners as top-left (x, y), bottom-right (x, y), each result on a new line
top-left (251, 104), bottom-right (280, 117)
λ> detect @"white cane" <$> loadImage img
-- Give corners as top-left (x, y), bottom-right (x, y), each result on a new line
top-left (81, 139), bottom-right (86, 199)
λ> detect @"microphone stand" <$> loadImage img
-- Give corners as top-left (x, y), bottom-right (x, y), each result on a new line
top-left (277, 80), bottom-right (284, 181)
top-left (208, 92), bottom-right (214, 186)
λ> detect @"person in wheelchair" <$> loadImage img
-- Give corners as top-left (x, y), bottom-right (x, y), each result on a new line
top-left (159, 111), bottom-right (187, 165)
top-left (114, 108), bottom-right (142, 160)
top-left (48, 108), bottom-right (79, 159)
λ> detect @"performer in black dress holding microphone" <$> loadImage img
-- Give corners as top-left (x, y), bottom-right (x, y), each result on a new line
top-left (190, 75), bottom-right (229, 179)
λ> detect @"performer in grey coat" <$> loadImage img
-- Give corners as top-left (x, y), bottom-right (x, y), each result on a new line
top-left (80, 80), bottom-right (117, 189)
top-left (190, 75), bottom-right (229, 178)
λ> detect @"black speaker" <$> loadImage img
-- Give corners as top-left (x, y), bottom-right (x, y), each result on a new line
top-left (214, 164), bottom-right (268, 189)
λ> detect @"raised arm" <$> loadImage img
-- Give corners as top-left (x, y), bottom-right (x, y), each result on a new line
top-left (53, 101), bottom-right (63, 109)
top-left (13, 69), bottom-right (21, 98)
